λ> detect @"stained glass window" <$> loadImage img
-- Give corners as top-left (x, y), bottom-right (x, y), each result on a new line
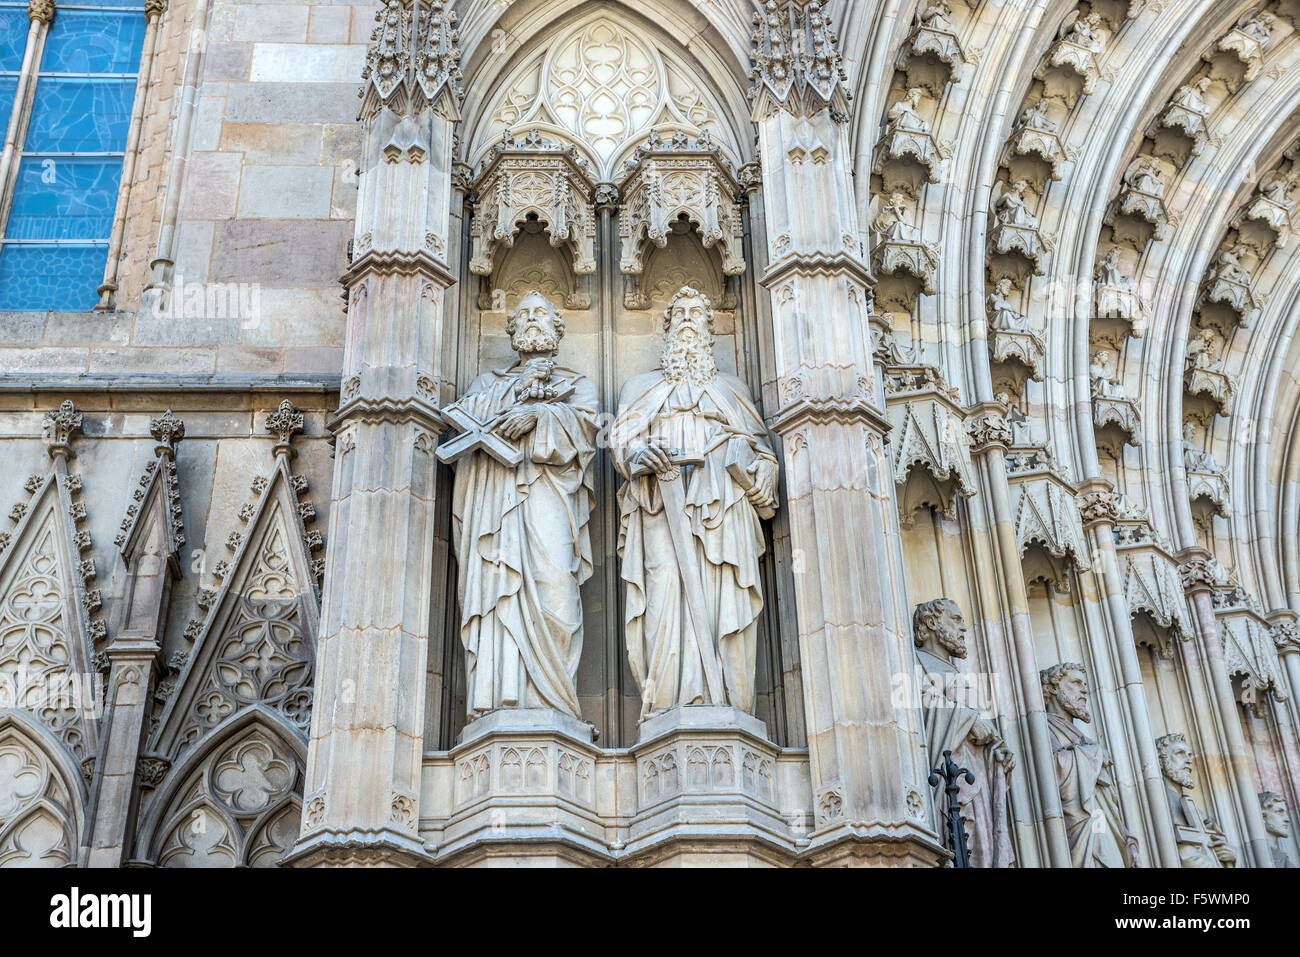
top-left (0, 0), bottom-right (143, 311)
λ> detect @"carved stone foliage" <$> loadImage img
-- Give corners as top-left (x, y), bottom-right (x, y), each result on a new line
top-left (873, 88), bottom-right (944, 197)
top-left (616, 131), bottom-right (744, 290)
top-left (885, 366), bottom-right (974, 525)
top-left (1034, 12), bottom-right (1105, 107)
top-left (987, 180), bottom-right (1050, 285)
top-left (0, 723), bottom-right (80, 867)
top-left (152, 413), bottom-right (322, 760)
top-left (1002, 100), bottom-right (1066, 191)
top-left (0, 470), bottom-right (102, 763)
top-left (1106, 156), bottom-right (1168, 251)
top-left (116, 413), bottom-right (185, 557)
top-left (469, 132), bottom-right (597, 279)
top-left (899, 1), bottom-right (966, 97)
top-left (359, 0), bottom-right (462, 120)
top-left (750, 0), bottom-right (851, 116)
top-left (149, 727), bottom-right (303, 867)
top-left (1213, 587), bottom-right (1286, 717)
top-left (1196, 244), bottom-right (1263, 336)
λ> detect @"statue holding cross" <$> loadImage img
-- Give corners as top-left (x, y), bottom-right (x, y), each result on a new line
top-left (444, 291), bottom-right (600, 721)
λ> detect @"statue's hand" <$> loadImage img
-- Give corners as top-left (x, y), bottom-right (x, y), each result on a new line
top-left (497, 408), bottom-right (539, 440)
top-left (746, 458), bottom-right (779, 509)
top-left (633, 439), bottom-right (674, 477)
top-left (994, 746), bottom-right (1016, 773)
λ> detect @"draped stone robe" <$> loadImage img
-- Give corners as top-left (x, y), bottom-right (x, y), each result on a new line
top-left (916, 647), bottom-right (1014, 868)
top-left (613, 372), bottom-right (776, 717)
top-left (1046, 711), bottom-right (1133, 867)
top-left (450, 364), bottom-right (598, 720)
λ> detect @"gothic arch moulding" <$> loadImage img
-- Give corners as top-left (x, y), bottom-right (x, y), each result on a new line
top-left (462, 12), bottom-right (748, 181)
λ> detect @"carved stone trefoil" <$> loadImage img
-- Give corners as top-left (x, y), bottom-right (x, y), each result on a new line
top-left (616, 130), bottom-right (745, 284)
top-left (469, 131), bottom-right (597, 278)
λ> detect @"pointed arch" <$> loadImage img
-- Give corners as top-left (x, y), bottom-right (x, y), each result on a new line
top-left (0, 710), bottom-right (86, 867)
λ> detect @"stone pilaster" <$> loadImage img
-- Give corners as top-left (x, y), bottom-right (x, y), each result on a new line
top-left (86, 412), bottom-right (185, 866)
top-left (751, 1), bottom-right (941, 865)
top-left (289, 0), bottom-right (462, 867)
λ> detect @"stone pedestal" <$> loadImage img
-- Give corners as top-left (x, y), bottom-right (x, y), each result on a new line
top-left (623, 706), bottom-right (795, 867)
top-left (435, 710), bottom-right (608, 866)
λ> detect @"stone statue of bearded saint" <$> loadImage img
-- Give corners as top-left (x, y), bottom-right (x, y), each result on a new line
top-left (613, 287), bottom-right (779, 720)
top-left (913, 599), bottom-right (1016, 867)
top-left (1156, 732), bottom-right (1237, 868)
top-left (447, 291), bottom-right (599, 721)
top-left (1041, 662), bottom-right (1141, 867)
top-left (1260, 791), bottom-right (1294, 867)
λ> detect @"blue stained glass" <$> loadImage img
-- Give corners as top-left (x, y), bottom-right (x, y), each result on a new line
top-left (7, 156), bottom-right (122, 240)
top-left (24, 76), bottom-right (135, 152)
top-left (0, 76), bottom-right (16, 140)
top-left (40, 10), bottom-right (144, 75)
top-left (0, 9), bottom-right (27, 72)
top-left (0, 243), bottom-right (106, 311)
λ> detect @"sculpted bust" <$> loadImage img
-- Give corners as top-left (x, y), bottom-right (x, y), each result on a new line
top-left (1260, 791), bottom-right (1294, 867)
top-left (1156, 732), bottom-right (1237, 868)
top-left (913, 599), bottom-right (1015, 867)
top-left (443, 291), bottom-right (599, 721)
top-left (1041, 662), bottom-right (1140, 867)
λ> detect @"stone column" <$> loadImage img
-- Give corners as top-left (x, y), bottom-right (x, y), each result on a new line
top-left (289, 0), bottom-right (461, 867)
top-left (1077, 479), bottom-right (1180, 867)
top-left (86, 412), bottom-right (185, 865)
top-left (751, 2), bottom-right (941, 865)
top-left (0, 0), bottom-right (53, 233)
top-left (965, 407), bottom-right (1072, 866)
top-left (1179, 550), bottom-right (1274, 867)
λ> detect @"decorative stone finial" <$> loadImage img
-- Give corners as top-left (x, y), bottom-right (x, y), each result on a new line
top-left (150, 409), bottom-right (185, 456)
top-left (43, 400), bottom-right (82, 458)
top-left (265, 400), bottom-right (305, 457)
top-left (749, 0), bottom-right (850, 118)
top-left (360, 0), bottom-right (462, 119)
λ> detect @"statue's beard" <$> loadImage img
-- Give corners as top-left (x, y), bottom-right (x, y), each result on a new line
top-left (1062, 696), bottom-right (1090, 723)
top-left (935, 622), bottom-right (968, 659)
top-left (662, 327), bottom-right (717, 384)
top-left (1163, 765), bottom-right (1194, 790)
top-left (513, 326), bottom-right (559, 355)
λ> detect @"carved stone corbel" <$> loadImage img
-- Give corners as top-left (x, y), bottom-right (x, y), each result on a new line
top-left (899, 2), bottom-right (966, 97)
top-left (1195, 245), bottom-right (1263, 336)
top-left (1106, 156), bottom-right (1168, 251)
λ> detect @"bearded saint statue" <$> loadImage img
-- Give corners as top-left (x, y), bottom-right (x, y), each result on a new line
top-left (612, 287), bottom-right (779, 720)
top-left (445, 291), bottom-right (599, 721)
top-left (913, 599), bottom-right (1016, 867)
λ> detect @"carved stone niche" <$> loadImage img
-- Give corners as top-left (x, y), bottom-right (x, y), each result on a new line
top-left (1006, 451), bottom-right (1090, 591)
top-left (1105, 156), bottom-right (1168, 251)
top-left (1033, 12), bottom-right (1105, 108)
top-left (1110, 507), bottom-right (1191, 656)
top-left (1230, 171), bottom-right (1295, 254)
top-left (898, 1), bottom-right (966, 97)
top-left (1150, 77), bottom-right (1212, 166)
top-left (1213, 584), bottom-right (1287, 718)
top-left (1092, 247), bottom-right (1147, 343)
top-left (871, 193), bottom-right (939, 311)
top-left (468, 131), bottom-right (597, 301)
top-left (1195, 245), bottom-right (1263, 337)
top-left (1183, 422), bottom-right (1228, 529)
top-left (616, 131), bottom-right (744, 309)
top-left (884, 364), bottom-right (975, 527)
top-left (1090, 348), bottom-right (1141, 455)
top-left (986, 279), bottom-right (1044, 392)
top-left (1183, 331), bottom-right (1234, 424)
top-left (987, 180), bottom-right (1050, 286)
top-left (1202, 13), bottom-right (1275, 94)
top-left (873, 88), bottom-right (944, 198)
top-left (1002, 100), bottom-right (1067, 192)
